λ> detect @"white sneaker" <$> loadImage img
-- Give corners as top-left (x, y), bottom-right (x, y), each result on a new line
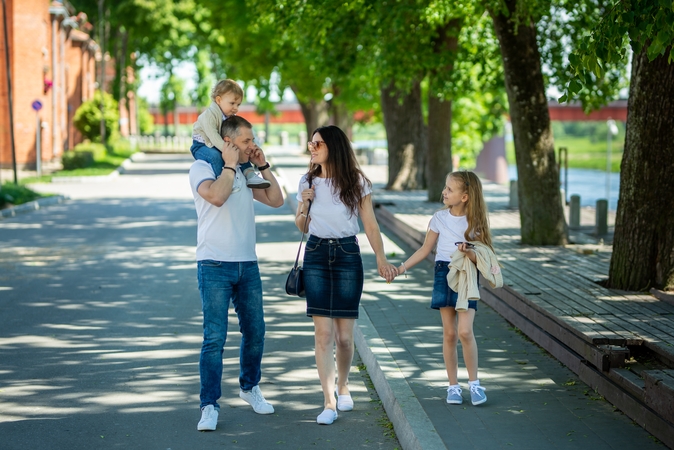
top-left (239, 385), bottom-right (275, 414)
top-left (317, 408), bottom-right (338, 425)
top-left (197, 405), bottom-right (218, 431)
top-left (335, 388), bottom-right (354, 411)
top-left (246, 176), bottom-right (271, 189)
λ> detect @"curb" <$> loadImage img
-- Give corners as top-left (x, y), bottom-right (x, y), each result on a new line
top-left (354, 306), bottom-right (447, 450)
top-left (272, 159), bottom-right (444, 450)
top-left (0, 195), bottom-right (68, 219)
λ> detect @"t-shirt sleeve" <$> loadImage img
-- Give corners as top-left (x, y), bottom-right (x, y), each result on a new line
top-left (189, 160), bottom-right (216, 195)
top-left (428, 212), bottom-right (441, 233)
top-left (295, 175), bottom-right (309, 203)
top-left (361, 176), bottom-right (372, 197)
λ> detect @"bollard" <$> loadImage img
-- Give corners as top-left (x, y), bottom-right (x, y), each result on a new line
top-left (596, 199), bottom-right (608, 235)
top-left (280, 131), bottom-right (289, 146)
top-left (570, 195), bottom-right (581, 229)
top-left (298, 130), bottom-right (307, 147)
top-left (509, 179), bottom-right (518, 209)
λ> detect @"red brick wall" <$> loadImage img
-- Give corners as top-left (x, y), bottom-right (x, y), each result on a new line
top-left (0, 0), bottom-right (12, 168)
top-left (0, 1), bottom-right (98, 168)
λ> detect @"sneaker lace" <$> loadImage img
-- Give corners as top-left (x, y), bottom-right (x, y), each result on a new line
top-left (470, 384), bottom-right (485, 395)
top-left (447, 386), bottom-right (462, 396)
top-left (251, 387), bottom-right (267, 405)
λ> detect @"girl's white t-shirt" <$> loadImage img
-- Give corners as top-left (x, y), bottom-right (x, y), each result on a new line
top-left (428, 209), bottom-right (469, 262)
top-left (296, 174), bottom-right (371, 239)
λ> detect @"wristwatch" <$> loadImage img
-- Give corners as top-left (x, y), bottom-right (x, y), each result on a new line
top-left (257, 163), bottom-right (271, 171)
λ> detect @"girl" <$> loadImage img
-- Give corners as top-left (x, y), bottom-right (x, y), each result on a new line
top-left (295, 125), bottom-right (397, 425)
top-left (396, 171), bottom-right (493, 406)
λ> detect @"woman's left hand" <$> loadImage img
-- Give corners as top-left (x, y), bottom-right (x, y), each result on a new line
top-left (378, 262), bottom-right (398, 283)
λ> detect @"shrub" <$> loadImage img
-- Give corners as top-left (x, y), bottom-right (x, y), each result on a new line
top-left (62, 151), bottom-right (94, 170)
top-left (73, 90), bottom-right (119, 142)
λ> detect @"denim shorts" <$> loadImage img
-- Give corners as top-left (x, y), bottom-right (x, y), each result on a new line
top-left (303, 235), bottom-right (363, 318)
top-left (431, 261), bottom-right (478, 311)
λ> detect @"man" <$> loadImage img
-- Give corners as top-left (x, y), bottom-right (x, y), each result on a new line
top-left (188, 115), bottom-right (284, 431)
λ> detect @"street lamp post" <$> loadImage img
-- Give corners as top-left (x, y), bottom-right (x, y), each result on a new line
top-left (606, 119), bottom-right (619, 203)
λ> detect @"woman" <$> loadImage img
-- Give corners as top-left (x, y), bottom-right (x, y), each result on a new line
top-left (295, 125), bottom-right (397, 425)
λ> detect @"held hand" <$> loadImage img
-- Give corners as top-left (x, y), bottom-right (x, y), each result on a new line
top-left (378, 262), bottom-right (398, 283)
top-left (221, 141), bottom-right (240, 168)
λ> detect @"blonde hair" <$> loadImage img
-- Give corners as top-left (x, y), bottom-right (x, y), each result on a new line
top-left (211, 79), bottom-right (244, 101)
top-left (448, 171), bottom-right (493, 250)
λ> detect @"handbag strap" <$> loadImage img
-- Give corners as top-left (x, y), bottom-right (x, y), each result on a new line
top-left (293, 178), bottom-right (313, 269)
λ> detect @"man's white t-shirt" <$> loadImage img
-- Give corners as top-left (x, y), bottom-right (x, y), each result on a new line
top-left (189, 160), bottom-right (257, 262)
top-left (428, 209), bottom-right (469, 262)
top-left (295, 175), bottom-right (371, 239)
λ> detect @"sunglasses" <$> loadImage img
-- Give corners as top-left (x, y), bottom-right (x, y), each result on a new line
top-left (307, 140), bottom-right (325, 148)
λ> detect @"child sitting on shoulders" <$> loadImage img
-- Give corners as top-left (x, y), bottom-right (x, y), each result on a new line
top-left (191, 79), bottom-right (269, 188)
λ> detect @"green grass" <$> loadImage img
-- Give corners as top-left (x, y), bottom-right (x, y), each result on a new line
top-left (506, 135), bottom-right (624, 173)
top-left (0, 182), bottom-right (50, 209)
top-left (21, 139), bottom-right (137, 183)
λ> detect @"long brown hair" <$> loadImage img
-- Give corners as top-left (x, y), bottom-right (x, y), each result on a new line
top-left (449, 171), bottom-right (493, 250)
top-left (306, 125), bottom-right (371, 216)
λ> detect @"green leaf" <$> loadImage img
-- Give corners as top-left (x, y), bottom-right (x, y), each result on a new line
top-left (558, 94), bottom-right (568, 103)
top-left (569, 79), bottom-right (582, 94)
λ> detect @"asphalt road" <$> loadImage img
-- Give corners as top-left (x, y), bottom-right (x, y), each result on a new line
top-left (0, 153), bottom-right (401, 450)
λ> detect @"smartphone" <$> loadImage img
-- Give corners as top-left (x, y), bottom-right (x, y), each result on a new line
top-left (454, 241), bottom-right (475, 249)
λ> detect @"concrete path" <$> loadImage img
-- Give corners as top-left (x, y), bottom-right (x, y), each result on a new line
top-left (0, 152), bottom-right (400, 449)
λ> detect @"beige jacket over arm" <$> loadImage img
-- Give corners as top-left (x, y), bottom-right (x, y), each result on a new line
top-left (192, 101), bottom-right (226, 151)
top-left (446, 241), bottom-right (503, 311)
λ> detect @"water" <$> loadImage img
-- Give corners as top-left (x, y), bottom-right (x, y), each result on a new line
top-left (507, 166), bottom-right (620, 211)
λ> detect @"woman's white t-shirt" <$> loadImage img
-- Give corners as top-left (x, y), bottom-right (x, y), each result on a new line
top-left (296, 175), bottom-right (371, 239)
top-left (428, 209), bottom-right (469, 262)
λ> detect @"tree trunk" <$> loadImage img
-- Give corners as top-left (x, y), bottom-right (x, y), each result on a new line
top-left (490, 2), bottom-right (567, 245)
top-left (330, 101), bottom-right (354, 140)
top-left (381, 80), bottom-right (427, 190)
top-left (608, 46), bottom-right (674, 291)
top-left (296, 96), bottom-right (329, 143)
top-left (427, 19), bottom-right (460, 202)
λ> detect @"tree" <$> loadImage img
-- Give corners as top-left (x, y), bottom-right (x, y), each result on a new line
top-left (563, 1), bottom-right (674, 291)
top-left (73, 91), bottom-right (119, 142)
top-left (487, 0), bottom-right (568, 245)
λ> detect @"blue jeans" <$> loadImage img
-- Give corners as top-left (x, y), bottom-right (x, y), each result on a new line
top-left (190, 140), bottom-right (252, 177)
top-left (431, 261), bottom-right (478, 311)
top-left (197, 260), bottom-right (265, 410)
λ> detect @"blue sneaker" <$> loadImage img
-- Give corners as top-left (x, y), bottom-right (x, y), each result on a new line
top-left (469, 383), bottom-right (487, 405)
top-left (446, 385), bottom-right (463, 404)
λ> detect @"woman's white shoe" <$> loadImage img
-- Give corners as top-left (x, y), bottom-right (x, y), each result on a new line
top-left (335, 388), bottom-right (354, 411)
top-left (316, 408), bottom-right (338, 425)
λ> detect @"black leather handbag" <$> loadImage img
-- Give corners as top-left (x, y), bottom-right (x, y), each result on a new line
top-left (285, 181), bottom-right (312, 297)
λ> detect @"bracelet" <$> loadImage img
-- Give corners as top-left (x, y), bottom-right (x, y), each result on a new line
top-left (222, 166), bottom-right (237, 174)
top-left (401, 262), bottom-right (408, 278)
top-left (257, 163), bottom-right (270, 171)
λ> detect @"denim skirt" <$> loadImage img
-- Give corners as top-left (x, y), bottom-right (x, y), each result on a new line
top-left (303, 235), bottom-right (363, 318)
top-left (431, 261), bottom-right (478, 311)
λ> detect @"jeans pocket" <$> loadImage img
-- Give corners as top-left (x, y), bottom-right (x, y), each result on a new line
top-left (201, 260), bottom-right (222, 267)
top-left (305, 241), bottom-right (319, 252)
top-left (339, 242), bottom-right (360, 255)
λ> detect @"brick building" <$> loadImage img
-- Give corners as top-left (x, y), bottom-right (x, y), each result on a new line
top-left (0, 0), bottom-right (97, 170)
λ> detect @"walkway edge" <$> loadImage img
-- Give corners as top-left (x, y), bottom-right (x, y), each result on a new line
top-left (0, 195), bottom-right (68, 219)
top-left (355, 306), bottom-right (447, 450)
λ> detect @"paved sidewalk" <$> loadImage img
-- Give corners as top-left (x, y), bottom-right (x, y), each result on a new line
top-left (271, 145), bottom-right (663, 450)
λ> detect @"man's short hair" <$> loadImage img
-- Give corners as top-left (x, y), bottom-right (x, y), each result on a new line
top-left (220, 115), bottom-right (253, 140)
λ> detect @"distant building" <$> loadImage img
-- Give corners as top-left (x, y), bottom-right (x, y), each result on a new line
top-left (0, 0), bottom-right (98, 170)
